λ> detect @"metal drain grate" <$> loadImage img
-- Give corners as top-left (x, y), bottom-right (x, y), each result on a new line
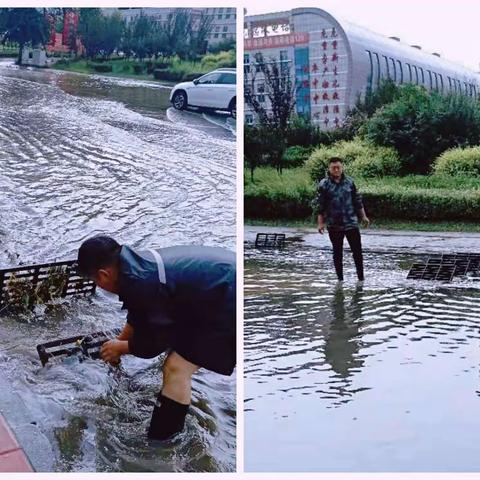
top-left (37, 328), bottom-right (122, 366)
top-left (407, 253), bottom-right (480, 281)
top-left (0, 259), bottom-right (96, 312)
top-left (255, 233), bottom-right (286, 248)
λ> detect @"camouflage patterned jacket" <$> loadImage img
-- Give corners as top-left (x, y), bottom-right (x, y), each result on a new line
top-left (312, 174), bottom-right (364, 231)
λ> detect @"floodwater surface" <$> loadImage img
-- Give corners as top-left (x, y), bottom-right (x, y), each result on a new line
top-left (244, 235), bottom-right (480, 472)
top-left (0, 59), bottom-right (236, 472)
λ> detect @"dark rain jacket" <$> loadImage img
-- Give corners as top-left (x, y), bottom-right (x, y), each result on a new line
top-left (313, 173), bottom-right (364, 231)
top-left (117, 244), bottom-right (236, 375)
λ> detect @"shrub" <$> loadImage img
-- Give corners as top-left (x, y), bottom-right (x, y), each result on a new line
top-left (207, 38), bottom-right (235, 54)
top-left (433, 146), bottom-right (480, 177)
top-left (361, 85), bottom-right (480, 174)
top-left (306, 138), bottom-right (402, 181)
top-left (282, 146), bottom-right (314, 169)
top-left (201, 50), bottom-right (236, 69)
top-left (133, 63), bottom-right (146, 74)
top-left (91, 63), bottom-right (113, 73)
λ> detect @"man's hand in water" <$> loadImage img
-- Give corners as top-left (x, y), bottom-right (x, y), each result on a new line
top-left (101, 339), bottom-right (129, 365)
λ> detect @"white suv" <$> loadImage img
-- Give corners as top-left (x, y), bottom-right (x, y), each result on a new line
top-left (170, 68), bottom-right (236, 118)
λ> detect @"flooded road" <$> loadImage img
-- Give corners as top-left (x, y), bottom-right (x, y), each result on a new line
top-left (0, 59), bottom-right (236, 472)
top-left (244, 228), bottom-right (480, 472)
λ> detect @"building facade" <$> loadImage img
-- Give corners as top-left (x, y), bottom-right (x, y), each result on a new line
top-left (244, 7), bottom-right (480, 129)
top-left (105, 8), bottom-right (236, 47)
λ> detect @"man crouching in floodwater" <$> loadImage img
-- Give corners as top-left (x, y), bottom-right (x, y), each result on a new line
top-left (77, 235), bottom-right (236, 441)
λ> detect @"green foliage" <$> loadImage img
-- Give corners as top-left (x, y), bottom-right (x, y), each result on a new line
top-left (282, 146), bottom-right (314, 169)
top-left (244, 167), bottom-right (315, 219)
top-left (306, 138), bottom-right (402, 181)
top-left (77, 9), bottom-right (124, 59)
top-left (360, 85), bottom-right (480, 174)
top-left (0, 8), bottom-right (50, 64)
top-left (207, 37), bottom-right (235, 54)
top-left (132, 63), bottom-right (146, 74)
top-left (90, 62), bottom-right (112, 72)
top-left (201, 50), bottom-right (235, 69)
top-left (244, 167), bottom-right (480, 222)
top-left (433, 146), bottom-right (480, 177)
top-left (244, 124), bottom-right (287, 179)
top-left (244, 125), bottom-right (268, 181)
top-left (153, 56), bottom-right (206, 82)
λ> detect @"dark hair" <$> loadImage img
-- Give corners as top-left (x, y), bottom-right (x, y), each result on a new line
top-left (77, 235), bottom-right (121, 276)
top-left (329, 157), bottom-right (343, 165)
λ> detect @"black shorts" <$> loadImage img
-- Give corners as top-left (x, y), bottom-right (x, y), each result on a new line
top-left (129, 303), bottom-right (236, 376)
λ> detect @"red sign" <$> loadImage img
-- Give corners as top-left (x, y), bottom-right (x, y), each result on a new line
top-left (245, 32), bottom-right (309, 50)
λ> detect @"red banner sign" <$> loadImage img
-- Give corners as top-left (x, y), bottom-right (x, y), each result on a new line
top-left (245, 33), bottom-right (309, 50)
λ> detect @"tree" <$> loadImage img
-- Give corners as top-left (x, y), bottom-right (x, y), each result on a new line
top-left (0, 8), bottom-right (50, 64)
top-left (77, 8), bottom-right (104, 59)
top-left (189, 12), bottom-right (213, 58)
top-left (361, 84), bottom-right (480, 174)
top-left (244, 52), bottom-right (297, 131)
top-left (161, 10), bottom-right (192, 59)
top-left (102, 12), bottom-right (124, 58)
top-left (245, 125), bottom-right (267, 181)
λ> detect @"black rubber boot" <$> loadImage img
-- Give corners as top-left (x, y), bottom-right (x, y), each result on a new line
top-left (147, 392), bottom-right (189, 441)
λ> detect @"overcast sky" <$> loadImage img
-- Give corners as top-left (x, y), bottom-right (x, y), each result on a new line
top-left (243, 0), bottom-right (480, 71)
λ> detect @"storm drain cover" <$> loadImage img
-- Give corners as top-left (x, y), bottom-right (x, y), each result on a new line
top-left (255, 233), bottom-right (286, 249)
top-left (407, 253), bottom-right (480, 281)
top-left (36, 328), bottom-right (122, 366)
top-left (0, 259), bottom-right (96, 312)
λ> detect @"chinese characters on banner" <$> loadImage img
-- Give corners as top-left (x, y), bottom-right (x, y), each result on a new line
top-left (312, 27), bottom-right (341, 128)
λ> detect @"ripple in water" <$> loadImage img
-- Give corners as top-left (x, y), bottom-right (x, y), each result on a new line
top-left (245, 243), bottom-right (480, 472)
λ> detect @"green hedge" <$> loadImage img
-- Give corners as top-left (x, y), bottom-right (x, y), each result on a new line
top-left (245, 168), bottom-right (480, 221)
top-left (153, 69), bottom-right (200, 82)
top-left (282, 146), bottom-right (314, 168)
top-left (91, 63), bottom-right (113, 73)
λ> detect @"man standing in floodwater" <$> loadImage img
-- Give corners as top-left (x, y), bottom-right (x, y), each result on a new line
top-left (314, 157), bottom-right (370, 281)
top-left (77, 236), bottom-right (236, 441)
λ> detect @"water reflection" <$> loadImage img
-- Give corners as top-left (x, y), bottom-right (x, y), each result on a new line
top-left (324, 283), bottom-right (364, 382)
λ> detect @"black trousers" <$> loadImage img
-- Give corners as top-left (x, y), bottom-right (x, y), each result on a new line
top-left (327, 227), bottom-right (364, 281)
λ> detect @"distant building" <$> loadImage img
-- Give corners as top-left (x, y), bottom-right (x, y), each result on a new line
top-left (45, 10), bottom-right (82, 55)
top-left (104, 8), bottom-right (236, 47)
top-left (244, 7), bottom-right (480, 129)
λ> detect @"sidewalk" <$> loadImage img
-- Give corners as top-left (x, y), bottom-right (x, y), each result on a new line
top-left (0, 371), bottom-right (54, 472)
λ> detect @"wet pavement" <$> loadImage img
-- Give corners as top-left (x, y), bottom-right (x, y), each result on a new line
top-left (244, 226), bottom-right (480, 472)
top-left (0, 59), bottom-right (236, 472)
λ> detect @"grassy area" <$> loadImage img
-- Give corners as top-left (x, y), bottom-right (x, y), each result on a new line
top-left (52, 58), bottom-right (161, 82)
top-left (51, 51), bottom-right (235, 83)
top-left (244, 167), bottom-right (480, 227)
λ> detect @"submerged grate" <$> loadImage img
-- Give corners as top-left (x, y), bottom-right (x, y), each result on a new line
top-left (255, 233), bottom-right (286, 249)
top-left (36, 328), bottom-right (122, 366)
top-left (407, 253), bottom-right (480, 281)
top-left (0, 259), bottom-right (96, 312)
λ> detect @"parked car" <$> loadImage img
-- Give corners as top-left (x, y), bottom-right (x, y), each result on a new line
top-left (170, 68), bottom-right (236, 118)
